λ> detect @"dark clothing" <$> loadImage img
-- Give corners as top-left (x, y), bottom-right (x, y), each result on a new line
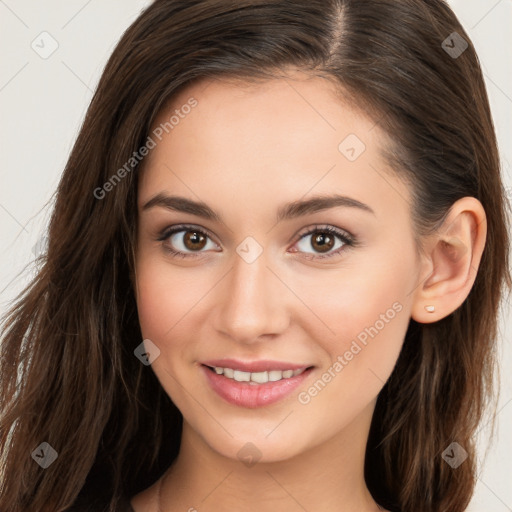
top-left (66, 495), bottom-right (135, 511)
top-left (118, 495), bottom-right (135, 511)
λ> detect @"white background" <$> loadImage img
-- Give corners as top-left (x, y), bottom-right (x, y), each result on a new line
top-left (0, 1), bottom-right (510, 509)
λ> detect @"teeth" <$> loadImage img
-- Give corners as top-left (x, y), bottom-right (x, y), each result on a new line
top-left (250, 371), bottom-right (268, 384)
top-left (268, 370), bottom-right (282, 382)
top-left (211, 366), bottom-right (306, 383)
top-left (233, 370), bottom-right (250, 382)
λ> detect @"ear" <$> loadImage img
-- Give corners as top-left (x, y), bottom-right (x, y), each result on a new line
top-left (411, 197), bottom-right (487, 323)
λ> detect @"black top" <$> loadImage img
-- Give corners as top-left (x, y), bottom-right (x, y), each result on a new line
top-left (68, 492), bottom-right (396, 512)
top-left (117, 496), bottom-right (397, 512)
top-left (66, 495), bottom-right (135, 512)
top-left (118, 495), bottom-right (135, 511)
top-left (76, 495), bottom-right (397, 512)
top-left (118, 496), bottom-right (394, 512)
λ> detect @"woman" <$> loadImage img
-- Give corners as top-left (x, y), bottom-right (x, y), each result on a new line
top-left (0, 1), bottom-right (510, 511)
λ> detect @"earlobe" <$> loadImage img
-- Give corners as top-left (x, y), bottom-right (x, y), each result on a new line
top-left (411, 197), bottom-right (487, 323)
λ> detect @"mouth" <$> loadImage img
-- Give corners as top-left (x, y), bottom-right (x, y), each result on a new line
top-left (200, 359), bottom-right (315, 408)
top-left (205, 364), bottom-right (309, 383)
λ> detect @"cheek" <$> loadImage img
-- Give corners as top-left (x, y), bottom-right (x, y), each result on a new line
top-left (135, 255), bottom-right (208, 342)
top-left (292, 271), bottom-right (411, 431)
top-left (134, 256), bottom-right (204, 407)
top-left (292, 247), bottom-right (415, 376)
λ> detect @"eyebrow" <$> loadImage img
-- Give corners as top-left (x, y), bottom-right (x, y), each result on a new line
top-left (141, 192), bottom-right (375, 222)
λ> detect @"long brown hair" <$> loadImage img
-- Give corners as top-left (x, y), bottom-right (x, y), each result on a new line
top-left (1, 1), bottom-right (510, 511)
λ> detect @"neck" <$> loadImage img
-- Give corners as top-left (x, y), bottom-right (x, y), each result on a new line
top-left (158, 399), bottom-right (383, 512)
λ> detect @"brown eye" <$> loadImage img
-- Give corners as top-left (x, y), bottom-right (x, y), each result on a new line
top-left (310, 232), bottom-right (335, 253)
top-left (161, 226), bottom-right (219, 257)
top-left (293, 225), bottom-right (353, 259)
top-left (183, 230), bottom-right (207, 251)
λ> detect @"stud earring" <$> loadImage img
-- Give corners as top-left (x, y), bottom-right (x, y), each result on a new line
top-left (425, 305), bottom-right (435, 313)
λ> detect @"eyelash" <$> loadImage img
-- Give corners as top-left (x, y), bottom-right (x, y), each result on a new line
top-left (156, 223), bottom-right (356, 260)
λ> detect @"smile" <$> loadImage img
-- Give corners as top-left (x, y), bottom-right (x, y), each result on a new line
top-left (209, 366), bottom-right (307, 384)
top-left (200, 360), bottom-right (314, 408)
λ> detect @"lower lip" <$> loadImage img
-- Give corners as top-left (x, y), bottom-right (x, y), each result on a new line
top-left (201, 365), bottom-right (313, 408)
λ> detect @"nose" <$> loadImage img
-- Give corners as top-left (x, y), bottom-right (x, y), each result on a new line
top-left (212, 247), bottom-right (290, 344)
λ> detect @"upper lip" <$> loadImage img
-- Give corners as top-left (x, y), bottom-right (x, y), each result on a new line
top-left (201, 358), bottom-right (313, 373)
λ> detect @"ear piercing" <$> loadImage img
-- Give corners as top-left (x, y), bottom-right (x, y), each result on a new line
top-left (425, 305), bottom-right (435, 313)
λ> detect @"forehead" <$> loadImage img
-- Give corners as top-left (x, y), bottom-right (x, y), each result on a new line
top-left (138, 71), bottom-right (411, 224)
top-left (152, 71), bottom-right (379, 150)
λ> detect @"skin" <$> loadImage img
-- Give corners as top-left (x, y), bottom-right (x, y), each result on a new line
top-left (131, 69), bottom-right (486, 512)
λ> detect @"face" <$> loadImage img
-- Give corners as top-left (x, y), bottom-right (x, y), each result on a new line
top-left (134, 70), bottom-right (421, 463)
